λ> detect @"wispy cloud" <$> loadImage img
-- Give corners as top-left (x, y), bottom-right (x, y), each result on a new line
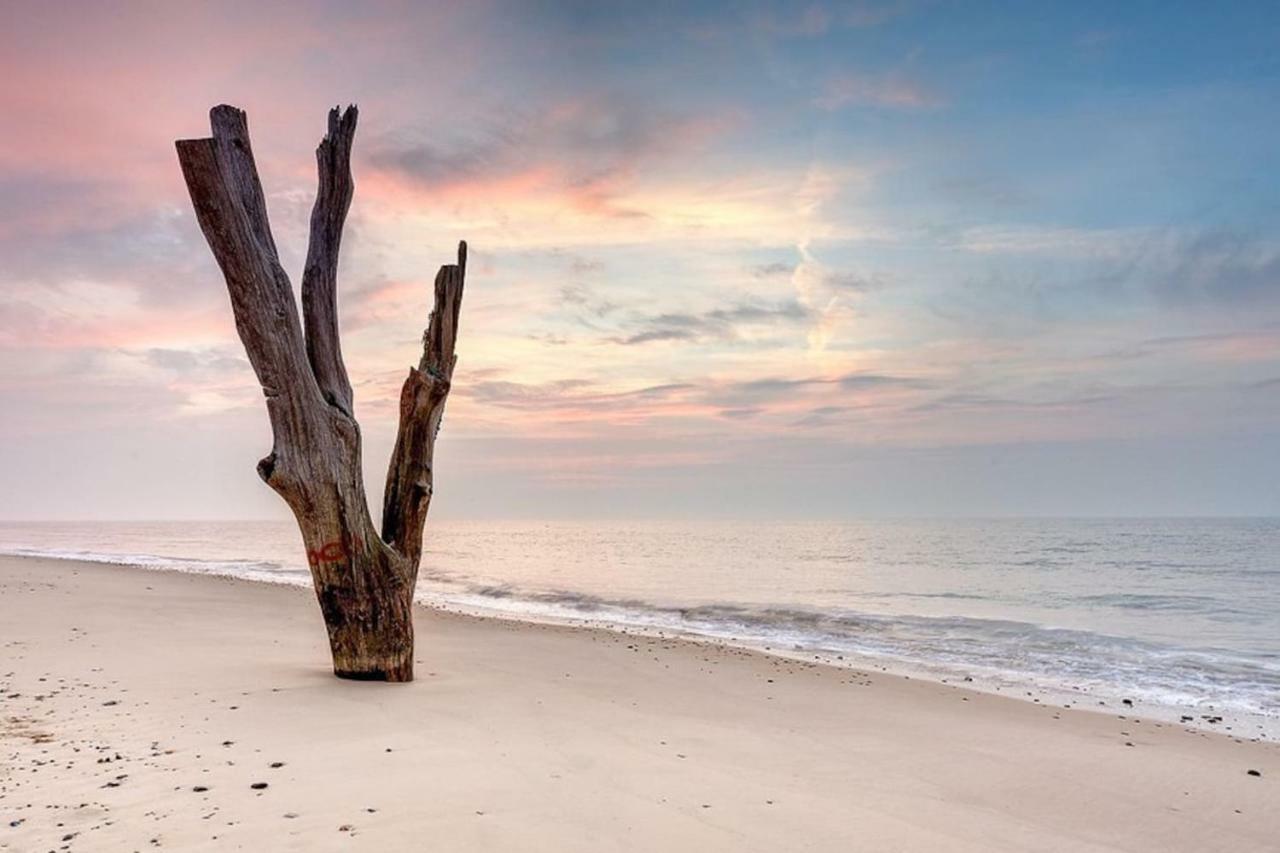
top-left (454, 370), bottom-right (931, 435)
top-left (611, 300), bottom-right (813, 346)
top-left (813, 73), bottom-right (941, 110)
top-left (363, 96), bottom-right (740, 221)
top-left (753, 1), bottom-right (912, 38)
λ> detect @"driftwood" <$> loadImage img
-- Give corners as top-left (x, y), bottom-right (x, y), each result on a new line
top-left (176, 105), bottom-right (464, 681)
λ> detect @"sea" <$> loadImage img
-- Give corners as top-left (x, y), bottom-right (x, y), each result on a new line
top-left (1, 518), bottom-right (1276, 739)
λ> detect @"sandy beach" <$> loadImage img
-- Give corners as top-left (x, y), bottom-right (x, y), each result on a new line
top-left (1, 555), bottom-right (1275, 852)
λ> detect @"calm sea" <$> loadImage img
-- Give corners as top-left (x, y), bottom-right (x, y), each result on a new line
top-left (1, 518), bottom-right (1276, 738)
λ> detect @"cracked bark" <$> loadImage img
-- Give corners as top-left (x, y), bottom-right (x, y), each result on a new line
top-left (176, 105), bottom-right (465, 681)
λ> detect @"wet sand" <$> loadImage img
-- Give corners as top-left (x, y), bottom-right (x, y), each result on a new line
top-left (1, 555), bottom-right (1275, 851)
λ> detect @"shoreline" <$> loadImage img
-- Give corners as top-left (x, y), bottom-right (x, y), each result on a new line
top-left (2, 545), bottom-right (1273, 742)
top-left (2, 554), bottom-right (1277, 850)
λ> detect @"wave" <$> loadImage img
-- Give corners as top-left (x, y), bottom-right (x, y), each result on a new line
top-left (6, 543), bottom-right (1277, 737)
top-left (435, 581), bottom-right (1280, 729)
top-left (1076, 592), bottom-right (1235, 612)
top-left (0, 545), bottom-right (310, 586)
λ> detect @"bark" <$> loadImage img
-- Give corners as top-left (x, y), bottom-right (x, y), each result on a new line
top-left (175, 105), bottom-right (465, 682)
top-left (381, 243), bottom-right (465, 565)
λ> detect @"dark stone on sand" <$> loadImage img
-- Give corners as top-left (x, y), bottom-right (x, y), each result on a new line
top-left (269, 762), bottom-right (284, 768)
top-left (192, 786), bottom-right (208, 792)
top-left (1121, 699), bottom-right (1133, 707)
top-left (251, 782), bottom-right (268, 790)
top-left (1247, 769), bottom-right (1261, 777)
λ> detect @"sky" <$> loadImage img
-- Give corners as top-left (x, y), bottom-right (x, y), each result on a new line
top-left (1, 0), bottom-right (1278, 520)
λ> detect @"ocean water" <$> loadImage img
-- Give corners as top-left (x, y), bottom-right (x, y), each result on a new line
top-left (1, 518), bottom-right (1276, 738)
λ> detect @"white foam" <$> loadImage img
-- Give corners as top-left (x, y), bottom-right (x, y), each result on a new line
top-left (6, 541), bottom-right (1277, 740)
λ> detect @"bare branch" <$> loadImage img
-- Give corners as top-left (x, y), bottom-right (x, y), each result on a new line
top-left (302, 105), bottom-right (358, 417)
top-left (422, 241), bottom-right (466, 377)
top-left (175, 105), bottom-right (317, 428)
top-left (382, 242), bottom-right (467, 563)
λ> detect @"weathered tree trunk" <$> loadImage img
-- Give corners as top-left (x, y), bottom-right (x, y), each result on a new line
top-left (175, 105), bottom-right (464, 682)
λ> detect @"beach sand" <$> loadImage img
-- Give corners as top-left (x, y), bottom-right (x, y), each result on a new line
top-left (1, 555), bottom-right (1275, 851)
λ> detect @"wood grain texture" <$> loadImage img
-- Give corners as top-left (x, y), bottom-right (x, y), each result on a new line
top-left (381, 242), bottom-right (465, 565)
top-left (175, 105), bottom-right (465, 681)
top-left (302, 105), bottom-right (357, 418)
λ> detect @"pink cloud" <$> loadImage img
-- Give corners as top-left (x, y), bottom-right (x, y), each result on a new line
top-left (359, 96), bottom-right (741, 222)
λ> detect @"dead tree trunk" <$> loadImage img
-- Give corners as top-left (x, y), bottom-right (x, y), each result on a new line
top-left (175, 105), bottom-right (464, 682)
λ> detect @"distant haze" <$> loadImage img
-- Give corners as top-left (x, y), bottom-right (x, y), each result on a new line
top-left (1, 2), bottom-right (1278, 520)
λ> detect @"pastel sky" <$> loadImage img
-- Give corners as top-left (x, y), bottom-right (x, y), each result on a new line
top-left (2, 1), bottom-right (1279, 520)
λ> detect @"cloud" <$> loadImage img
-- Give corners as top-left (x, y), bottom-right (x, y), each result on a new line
top-left (563, 281), bottom-right (616, 312)
top-left (704, 372), bottom-right (929, 409)
top-left (0, 175), bottom-right (209, 305)
top-left (453, 370), bottom-right (930, 430)
top-left (751, 1), bottom-right (912, 38)
top-left (813, 73), bottom-right (940, 110)
top-left (559, 283), bottom-right (618, 320)
top-left (840, 1), bottom-right (913, 28)
top-left (1095, 327), bottom-right (1280, 364)
top-left (0, 341), bottom-right (260, 437)
top-left (463, 378), bottom-right (694, 414)
top-left (932, 175), bottom-right (1032, 208)
top-left (1154, 230), bottom-right (1280, 306)
top-left (754, 3), bottom-right (833, 37)
top-left (792, 404), bottom-right (850, 427)
top-left (685, 1), bottom-right (910, 42)
top-left (950, 226), bottom-right (1280, 309)
top-left (340, 276), bottom-right (438, 333)
top-left (952, 224), bottom-right (1153, 257)
top-left (140, 347), bottom-right (248, 375)
top-left (620, 326), bottom-right (698, 345)
top-left (752, 261), bottom-right (795, 278)
top-left (909, 391), bottom-right (1119, 414)
top-left (611, 299), bottom-right (814, 346)
top-left (823, 270), bottom-right (886, 292)
top-left (563, 254), bottom-right (605, 275)
top-left (363, 95), bottom-right (739, 220)
top-left (718, 406), bottom-right (764, 420)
